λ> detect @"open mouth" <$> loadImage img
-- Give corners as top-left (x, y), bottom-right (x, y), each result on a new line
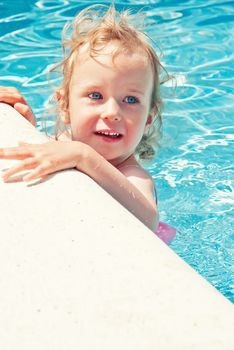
top-left (94, 131), bottom-right (123, 139)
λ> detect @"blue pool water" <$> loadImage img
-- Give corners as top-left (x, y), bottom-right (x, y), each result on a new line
top-left (0, 0), bottom-right (233, 302)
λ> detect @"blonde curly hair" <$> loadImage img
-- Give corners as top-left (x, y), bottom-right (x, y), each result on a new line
top-left (53, 4), bottom-right (168, 160)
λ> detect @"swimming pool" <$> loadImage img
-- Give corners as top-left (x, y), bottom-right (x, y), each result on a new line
top-left (0, 0), bottom-right (233, 302)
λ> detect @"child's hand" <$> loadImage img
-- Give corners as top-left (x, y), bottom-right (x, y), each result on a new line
top-left (0, 140), bottom-right (82, 182)
top-left (0, 86), bottom-right (36, 126)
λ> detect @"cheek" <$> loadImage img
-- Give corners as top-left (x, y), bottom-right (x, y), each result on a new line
top-left (126, 109), bottom-right (146, 129)
top-left (69, 109), bottom-right (96, 139)
top-left (126, 121), bottom-right (145, 146)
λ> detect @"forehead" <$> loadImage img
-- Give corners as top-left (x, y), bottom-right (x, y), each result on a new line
top-left (71, 42), bottom-right (153, 89)
top-left (77, 41), bottom-right (150, 67)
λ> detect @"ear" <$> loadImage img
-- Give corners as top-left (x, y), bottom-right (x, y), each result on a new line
top-left (144, 115), bottom-right (153, 135)
top-left (56, 91), bottom-right (62, 101)
top-left (56, 89), bottom-right (70, 124)
top-left (146, 114), bottom-right (153, 126)
top-left (144, 104), bottom-right (157, 133)
top-left (146, 103), bottom-right (158, 126)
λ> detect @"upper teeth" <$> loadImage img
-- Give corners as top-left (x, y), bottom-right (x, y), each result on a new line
top-left (97, 131), bottom-right (120, 136)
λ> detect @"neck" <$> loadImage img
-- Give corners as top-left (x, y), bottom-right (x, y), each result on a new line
top-left (110, 154), bottom-right (138, 168)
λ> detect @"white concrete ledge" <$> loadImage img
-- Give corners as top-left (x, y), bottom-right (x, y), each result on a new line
top-left (0, 103), bottom-right (233, 349)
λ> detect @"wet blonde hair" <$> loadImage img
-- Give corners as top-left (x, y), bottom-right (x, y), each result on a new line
top-left (54, 4), bottom-right (167, 160)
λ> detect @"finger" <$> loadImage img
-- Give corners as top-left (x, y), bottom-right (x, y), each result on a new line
top-left (0, 86), bottom-right (19, 93)
top-left (0, 147), bottom-right (33, 160)
top-left (1, 158), bottom-right (37, 181)
top-left (23, 161), bottom-right (53, 181)
top-left (0, 91), bottom-right (27, 105)
top-left (14, 103), bottom-right (36, 126)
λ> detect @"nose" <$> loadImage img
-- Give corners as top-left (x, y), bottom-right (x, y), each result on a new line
top-left (100, 98), bottom-right (121, 122)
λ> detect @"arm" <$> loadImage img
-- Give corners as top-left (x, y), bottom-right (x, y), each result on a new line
top-left (0, 140), bottom-right (158, 231)
top-left (79, 147), bottom-right (158, 231)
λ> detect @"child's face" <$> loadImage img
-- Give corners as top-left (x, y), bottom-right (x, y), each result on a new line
top-left (64, 44), bottom-right (154, 165)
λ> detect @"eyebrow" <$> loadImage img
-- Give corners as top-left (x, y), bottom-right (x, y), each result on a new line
top-left (74, 82), bottom-right (145, 95)
top-left (73, 82), bottom-right (102, 89)
top-left (127, 88), bottom-right (145, 95)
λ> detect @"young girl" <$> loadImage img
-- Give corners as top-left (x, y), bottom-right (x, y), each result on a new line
top-left (0, 5), bottom-right (176, 243)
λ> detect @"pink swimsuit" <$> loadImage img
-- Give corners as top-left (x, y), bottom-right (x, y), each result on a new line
top-left (156, 221), bottom-right (176, 245)
top-left (154, 187), bottom-right (176, 245)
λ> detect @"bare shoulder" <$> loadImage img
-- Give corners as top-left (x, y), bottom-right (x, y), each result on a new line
top-left (117, 157), bottom-right (155, 203)
top-left (118, 156), bottom-right (152, 180)
top-left (119, 163), bottom-right (152, 181)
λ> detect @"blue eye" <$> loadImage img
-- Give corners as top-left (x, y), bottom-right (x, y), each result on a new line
top-left (88, 92), bottom-right (102, 100)
top-left (124, 96), bottom-right (139, 104)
